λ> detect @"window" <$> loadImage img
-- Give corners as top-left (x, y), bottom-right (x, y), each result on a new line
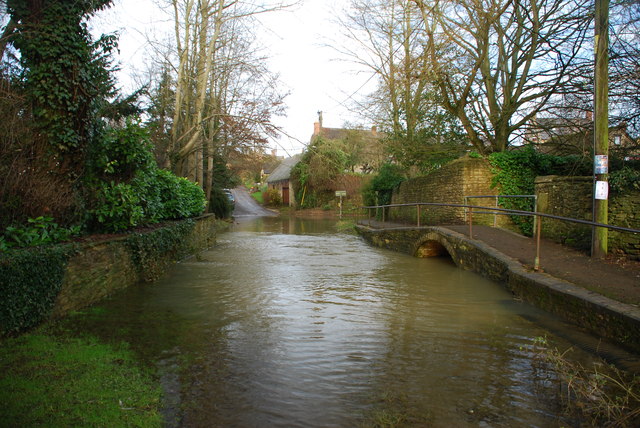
top-left (614, 135), bottom-right (621, 145)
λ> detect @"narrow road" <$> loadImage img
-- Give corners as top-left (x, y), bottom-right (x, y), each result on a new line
top-left (231, 187), bottom-right (277, 218)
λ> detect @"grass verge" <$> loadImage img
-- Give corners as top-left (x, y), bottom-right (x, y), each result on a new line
top-left (0, 331), bottom-right (162, 427)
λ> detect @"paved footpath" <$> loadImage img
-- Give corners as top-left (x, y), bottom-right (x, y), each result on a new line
top-left (444, 225), bottom-right (640, 307)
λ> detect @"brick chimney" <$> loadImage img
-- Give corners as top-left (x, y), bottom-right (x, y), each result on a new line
top-left (586, 110), bottom-right (593, 121)
top-left (371, 125), bottom-right (377, 136)
top-left (313, 121), bottom-right (321, 136)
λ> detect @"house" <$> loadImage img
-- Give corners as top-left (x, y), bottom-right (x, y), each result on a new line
top-left (266, 154), bottom-right (302, 206)
top-left (310, 118), bottom-right (385, 173)
top-left (526, 112), bottom-right (639, 160)
top-left (260, 149), bottom-right (284, 183)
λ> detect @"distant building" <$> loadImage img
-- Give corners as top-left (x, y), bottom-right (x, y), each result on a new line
top-left (310, 120), bottom-right (385, 173)
top-left (266, 154), bottom-right (302, 206)
top-left (526, 112), bottom-right (639, 160)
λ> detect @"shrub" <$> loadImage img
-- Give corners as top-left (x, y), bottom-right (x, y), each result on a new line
top-left (87, 169), bottom-right (206, 232)
top-left (264, 188), bottom-right (282, 206)
top-left (2, 217), bottom-right (80, 250)
top-left (156, 170), bottom-right (206, 219)
top-left (209, 187), bottom-right (233, 219)
top-left (0, 246), bottom-right (74, 335)
top-left (610, 166), bottom-right (640, 194)
top-left (369, 163), bottom-right (407, 206)
top-left (88, 181), bottom-right (144, 232)
top-left (91, 119), bottom-right (154, 180)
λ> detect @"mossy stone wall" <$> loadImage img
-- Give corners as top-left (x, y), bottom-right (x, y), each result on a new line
top-left (52, 215), bottom-right (226, 318)
top-left (609, 192), bottom-right (640, 259)
top-left (535, 176), bottom-right (593, 250)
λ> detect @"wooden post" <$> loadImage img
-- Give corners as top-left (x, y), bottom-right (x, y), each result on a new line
top-left (592, 0), bottom-right (609, 258)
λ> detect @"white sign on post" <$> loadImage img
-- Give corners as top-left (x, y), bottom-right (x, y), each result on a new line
top-left (595, 180), bottom-right (608, 200)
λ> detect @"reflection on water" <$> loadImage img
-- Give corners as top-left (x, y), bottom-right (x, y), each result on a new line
top-left (76, 216), bottom-right (638, 427)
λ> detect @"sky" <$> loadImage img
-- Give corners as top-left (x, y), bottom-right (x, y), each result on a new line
top-left (93, 0), bottom-right (374, 156)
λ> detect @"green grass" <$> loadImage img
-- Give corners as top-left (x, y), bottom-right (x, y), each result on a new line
top-left (251, 191), bottom-right (264, 204)
top-left (0, 332), bottom-right (162, 427)
top-left (335, 219), bottom-right (357, 234)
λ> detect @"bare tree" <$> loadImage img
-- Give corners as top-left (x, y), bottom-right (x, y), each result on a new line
top-left (154, 0), bottom-right (292, 200)
top-left (610, 0), bottom-right (640, 138)
top-left (338, 0), bottom-right (431, 142)
top-left (413, 0), bottom-right (591, 154)
top-left (338, 0), bottom-right (469, 172)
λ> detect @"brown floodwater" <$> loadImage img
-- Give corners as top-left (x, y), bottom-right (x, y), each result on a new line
top-left (76, 216), bottom-right (640, 427)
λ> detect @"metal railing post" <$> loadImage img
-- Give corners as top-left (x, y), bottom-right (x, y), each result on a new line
top-left (534, 214), bottom-right (542, 271)
top-left (382, 206), bottom-right (386, 223)
top-left (494, 196), bottom-right (498, 227)
top-left (532, 195), bottom-right (538, 237)
top-left (417, 204), bottom-right (421, 227)
top-left (468, 206), bottom-right (473, 239)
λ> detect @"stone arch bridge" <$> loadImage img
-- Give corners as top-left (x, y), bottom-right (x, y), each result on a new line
top-left (355, 222), bottom-right (640, 355)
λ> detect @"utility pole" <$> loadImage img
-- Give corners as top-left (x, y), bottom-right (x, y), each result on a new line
top-left (592, 0), bottom-right (609, 258)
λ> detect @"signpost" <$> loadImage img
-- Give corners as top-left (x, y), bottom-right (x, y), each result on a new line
top-left (592, 0), bottom-right (609, 258)
top-left (335, 190), bottom-right (346, 218)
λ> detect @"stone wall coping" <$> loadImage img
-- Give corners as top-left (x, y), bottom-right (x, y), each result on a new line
top-left (535, 175), bottom-right (592, 184)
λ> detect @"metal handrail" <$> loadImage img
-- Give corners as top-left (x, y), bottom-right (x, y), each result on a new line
top-left (464, 194), bottom-right (537, 230)
top-left (361, 201), bottom-right (639, 271)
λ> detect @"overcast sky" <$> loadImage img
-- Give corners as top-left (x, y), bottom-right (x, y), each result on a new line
top-left (93, 0), bottom-right (373, 156)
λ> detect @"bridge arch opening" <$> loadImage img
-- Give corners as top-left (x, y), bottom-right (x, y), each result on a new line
top-left (415, 239), bottom-right (451, 259)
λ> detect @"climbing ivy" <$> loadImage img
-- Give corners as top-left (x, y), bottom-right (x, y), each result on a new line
top-left (0, 245), bottom-right (75, 336)
top-left (125, 220), bottom-right (196, 281)
top-left (488, 146), bottom-right (590, 235)
top-left (366, 162), bottom-right (407, 206)
top-left (8, 0), bottom-right (115, 177)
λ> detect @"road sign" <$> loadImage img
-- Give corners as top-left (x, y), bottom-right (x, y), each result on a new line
top-left (335, 190), bottom-right (347, 197)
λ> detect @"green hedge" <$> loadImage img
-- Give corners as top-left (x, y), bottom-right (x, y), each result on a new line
top-left (0, 246), bottom-right (74, 336)
top-left (87, 120), bottom-right (207, 232)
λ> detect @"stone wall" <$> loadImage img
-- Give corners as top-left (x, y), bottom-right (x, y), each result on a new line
top-left (609, 192), bottom-right (640, 259)
top-left (535, 176), bottom-right (593, 250)
top-left (535, 176), bottom-right (640, 259)
top-left (390, 156), bottom-right (517, 230)
top-left (51, 215), bottom-right (227, 318)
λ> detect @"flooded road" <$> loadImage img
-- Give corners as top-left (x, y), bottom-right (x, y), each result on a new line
top-left (74, 216), bottom-right (638, 427)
